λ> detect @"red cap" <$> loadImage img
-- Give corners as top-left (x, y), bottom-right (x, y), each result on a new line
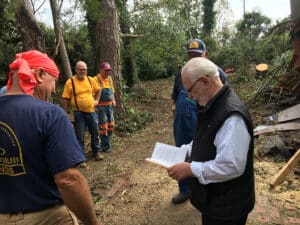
top-left (101, 62), bottom-right (111, 71)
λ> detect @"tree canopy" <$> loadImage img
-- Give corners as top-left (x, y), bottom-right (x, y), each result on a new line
top-left (0, 0), bottom-right (292, 90)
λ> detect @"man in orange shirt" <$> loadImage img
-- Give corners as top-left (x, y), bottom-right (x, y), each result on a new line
top-left (93, 62), bottom-right (116, 153)
top-left (61, 61), bottom-right (103, 165)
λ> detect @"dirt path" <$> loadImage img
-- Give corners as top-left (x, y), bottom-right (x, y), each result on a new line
top-left (79, 79), bottom-right (299, 225)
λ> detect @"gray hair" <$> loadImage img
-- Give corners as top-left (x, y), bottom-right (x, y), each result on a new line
top-left (182, 57), bottom-right (219, 83)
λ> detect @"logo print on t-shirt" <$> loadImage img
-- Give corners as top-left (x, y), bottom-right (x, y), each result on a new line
top-left (0, 122), bottom-right (26, 176)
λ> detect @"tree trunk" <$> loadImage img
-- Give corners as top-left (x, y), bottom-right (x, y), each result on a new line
top-left (50, 0), bottom-right (72, 80)
top-left (119, 0), bottom-right (140, 89)
top-left (202, 0), bottom-right (217, 38)
top-left (126, 41), bottom-right (139, 87)
top-left (87, 0), bottom-right (124, 112)
top-left (14, 0), bottom-right (46, 51)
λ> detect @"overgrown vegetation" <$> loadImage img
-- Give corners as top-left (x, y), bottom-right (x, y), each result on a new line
top-left (115, 108), bottom-right (153, 134)
top-left (229, 48), bottom-right (293, 109)
top-left (114, 85), bottom-right (154, 134)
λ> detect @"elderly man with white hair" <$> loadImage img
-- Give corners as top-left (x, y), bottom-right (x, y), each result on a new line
top-left (167, 57), bottom-right (255, 225)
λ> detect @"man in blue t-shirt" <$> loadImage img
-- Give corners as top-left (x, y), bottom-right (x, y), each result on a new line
top-left (171, 39), bottom-right (227, 204)
top-left (0, 50), bottom-right (101, 225)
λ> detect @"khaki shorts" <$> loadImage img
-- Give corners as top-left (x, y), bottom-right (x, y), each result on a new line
top-left (0, 205), bottom-right (78, 225)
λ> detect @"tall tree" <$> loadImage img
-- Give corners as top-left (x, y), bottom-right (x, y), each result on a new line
top-left (50, 0), bottom-right (72, 80)
top-left (130, 0), bottom-right (203, 80)
top-left (236, 11), bottom-right (272, 40)
top-left (0, 0), bottom-right (21, 76)
top-left (85, 0), bottom-right (124, 112)
top-left (14, 0), bottom-right (46, 51)
top-left (119, 0), bottom-right (140, 88)
top-left (202, 0), bottom-right (217, 37)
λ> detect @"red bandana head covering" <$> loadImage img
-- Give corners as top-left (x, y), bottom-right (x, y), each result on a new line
top-left (7, 50), bottom-right (59, 94)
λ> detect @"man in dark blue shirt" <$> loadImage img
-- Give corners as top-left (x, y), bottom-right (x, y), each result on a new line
top-left (0, 50), bottom-right (101, 225)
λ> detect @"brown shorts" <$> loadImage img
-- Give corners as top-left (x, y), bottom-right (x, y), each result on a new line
top-left (0, 205), bottom-right (78, 225)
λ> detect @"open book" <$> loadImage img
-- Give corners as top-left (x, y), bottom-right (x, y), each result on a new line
top-left (145, 142), bottom-right (187, 168)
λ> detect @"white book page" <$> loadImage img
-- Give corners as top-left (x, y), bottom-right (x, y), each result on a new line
top-left (145, 142), bottom-right (187, 168)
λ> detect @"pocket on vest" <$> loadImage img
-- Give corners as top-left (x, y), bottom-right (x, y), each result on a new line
top-left (190, 178), bottom-right (207, 211)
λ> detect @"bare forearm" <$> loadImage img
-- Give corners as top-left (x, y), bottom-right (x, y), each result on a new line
top-left (95, 90), bottom-right (101, 101)
top-left (93, 91), bottom-right (100, 107)
top-left (112, 95), bottom-right (116, 106)
top-left (55, 168), bottom-right (100, 225)
top-left (61, 98), bottom-right (69, 113)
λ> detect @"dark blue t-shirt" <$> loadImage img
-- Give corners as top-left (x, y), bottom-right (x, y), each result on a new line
top-left (0, 95), bottom-right (85, 213)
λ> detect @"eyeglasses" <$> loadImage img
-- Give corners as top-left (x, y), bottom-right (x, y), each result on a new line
top-left (186, 78), bottom-right (200, 93)
top-left (77, 68), bottom-right (87, 71)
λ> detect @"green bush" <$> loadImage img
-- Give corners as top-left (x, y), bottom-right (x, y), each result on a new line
top-left (115, 108), bottom-right (153, 134)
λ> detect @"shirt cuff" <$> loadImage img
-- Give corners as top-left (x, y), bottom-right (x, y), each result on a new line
top-left (191, 161), bottom-right (206, 184)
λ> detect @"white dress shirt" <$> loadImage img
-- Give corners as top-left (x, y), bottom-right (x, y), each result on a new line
top-left (181, 113), bottom-right (251, 185)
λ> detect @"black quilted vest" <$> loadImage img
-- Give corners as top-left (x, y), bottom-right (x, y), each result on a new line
top-left (190, 84), bottom-right (255, 220)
